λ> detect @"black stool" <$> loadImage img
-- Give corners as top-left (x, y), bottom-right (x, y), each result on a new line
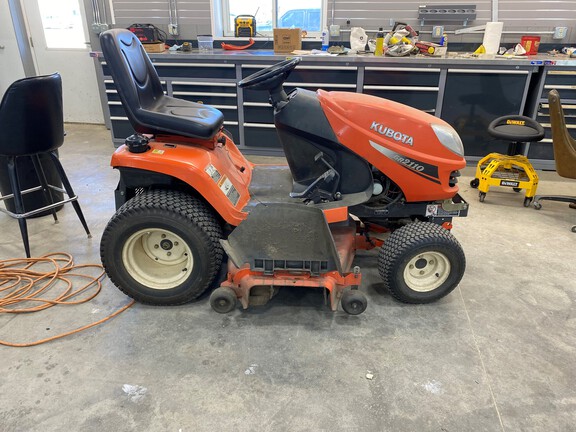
top-left (0, 73), bottom-right (91, 257)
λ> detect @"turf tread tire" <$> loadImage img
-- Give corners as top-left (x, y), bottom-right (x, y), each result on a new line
top-left (101, 189), bottom-right (224, 305)
top-left (378, 222), bottom-right (465, 304)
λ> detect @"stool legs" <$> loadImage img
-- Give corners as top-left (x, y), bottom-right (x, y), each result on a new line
top-left (49, 151), bottom-right (91, 238)
top-left (6, 157), bottom-right (31, 258)
top-left (31, 154), bottom-right (59, 223)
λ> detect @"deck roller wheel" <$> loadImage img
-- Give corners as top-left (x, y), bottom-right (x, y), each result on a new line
top-left (341, 289), bottom-right (367, 315)
top-left (470, 178), bottom-right (479, 188)
top-left (210, 287), bottom-right (237, 313)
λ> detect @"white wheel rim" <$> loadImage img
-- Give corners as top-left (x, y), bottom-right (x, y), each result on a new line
top-left (403, 251), bottom-right (451, 292)
top-left (122, 228), bottom-right (194, 290)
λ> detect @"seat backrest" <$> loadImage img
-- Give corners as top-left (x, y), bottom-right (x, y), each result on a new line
top-left (548, 89), bottom-right (576, 179)
top-left (99, 29), bottom-right (165, 133)
top-left (0, 73), bottom-right (64, 156)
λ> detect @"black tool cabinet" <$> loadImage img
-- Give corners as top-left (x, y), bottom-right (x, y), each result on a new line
top-left (95, 51), bottom-right (574, 169)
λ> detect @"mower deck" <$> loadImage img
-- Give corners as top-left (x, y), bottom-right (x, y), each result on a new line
top-left (221, 225), bottom-right (360, 311)
top-left (213, 203), bottom-right (367, 313)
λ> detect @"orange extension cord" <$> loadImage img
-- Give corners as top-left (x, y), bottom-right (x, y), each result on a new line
top-left (0, 253), bottom-right (134, 347)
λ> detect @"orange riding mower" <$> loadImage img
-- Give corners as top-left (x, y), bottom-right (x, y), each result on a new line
top-left (98, 29), bottom-right (469, 315)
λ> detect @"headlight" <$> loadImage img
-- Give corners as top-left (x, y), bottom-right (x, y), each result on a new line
top-left (431, 124), bottom-right (464, 156)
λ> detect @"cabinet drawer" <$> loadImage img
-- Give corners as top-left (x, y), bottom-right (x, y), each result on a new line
top-left (538, 103), bottom-right (576, 127)
top-left (107, 102), bottom-right (125, 117)
top-left (242, 64), bottom-right (357, 85)
top-left (217, 107), bottom-right (239, 122)
top-left (243, 88), bottom-right (271, 103)
top-left (222, 124), bottom-right (239, 143)
top-left (243, 124), bottom-right (282, 149)
top-left (364, 67), bottom-right (440, 87)
top-left (543, 69), bottom-right (576, 87)
top-left (110, 118), bottom-right (135, 141)
top-left (363, 87), bottom-right (438, 112)
top-left (104, 79), bottom-right (167, 92)
top-left (174, 92), bottom-right (237, 107)
top-left (527, 141), bottom-right (555, 161)
top-left (542, 85), bottom-right (576, 101)
top-left (244, 104), bottom-right (274, 124)
top-left (102, 61), bottom-right (236, 79)
top-left (150, 62), bottom-right (236, 79)
top-left (171, 81), bottom-right (237, 95)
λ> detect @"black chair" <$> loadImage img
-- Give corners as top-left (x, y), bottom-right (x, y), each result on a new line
top-left (0, 73), bottom-right (91, 257)
top-left (99, 29), bottom-right (224, 140)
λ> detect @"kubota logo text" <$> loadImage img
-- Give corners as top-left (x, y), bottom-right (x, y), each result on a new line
top-left (370, 121), bottom-right (414, 145)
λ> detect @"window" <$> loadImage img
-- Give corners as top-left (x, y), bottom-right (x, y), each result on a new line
top-left (219, 0), bottom-right (324, 37)
top-left (37, 0), bottom-right (87, 49)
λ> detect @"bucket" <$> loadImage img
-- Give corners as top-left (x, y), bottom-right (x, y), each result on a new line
top-left (520, 35), bottom-right (540, 55)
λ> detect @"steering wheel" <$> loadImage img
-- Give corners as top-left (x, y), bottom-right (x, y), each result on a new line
top-left (238, 58), bottom-right (301, 91)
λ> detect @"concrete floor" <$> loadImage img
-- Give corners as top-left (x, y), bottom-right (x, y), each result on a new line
top-left (1, 123), bottom-right (575, 431)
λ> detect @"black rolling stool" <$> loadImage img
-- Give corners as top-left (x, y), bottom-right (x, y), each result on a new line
top-left (0, 73), bottom-right (91, 257)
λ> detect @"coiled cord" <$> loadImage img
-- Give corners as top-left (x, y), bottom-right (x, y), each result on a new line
top-left (0, 253), bottom-right (134, 347)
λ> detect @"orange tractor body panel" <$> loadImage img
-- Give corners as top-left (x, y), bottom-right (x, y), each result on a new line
top-left (318, 90), bottom-right (466, 202)
top-left (111, 131), bottom-right (253, 226)
top-left (111, 131), bottom-right (351, 225)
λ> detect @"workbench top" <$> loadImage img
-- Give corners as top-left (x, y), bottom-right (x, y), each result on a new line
top-left (143, 49), bottom-right (576, 67)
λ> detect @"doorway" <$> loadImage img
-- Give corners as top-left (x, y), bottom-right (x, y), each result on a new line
top-left (22, 0), bottom-right (103, 123)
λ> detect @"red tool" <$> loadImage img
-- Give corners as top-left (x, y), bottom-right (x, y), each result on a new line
top-left (221, 38), bottom-right (255, 50)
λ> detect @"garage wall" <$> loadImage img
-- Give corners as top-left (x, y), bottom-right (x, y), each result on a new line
top-left (329, 0), bottom-right (492, 29)
top-left (111, 0), bottom-right (212, 36)
top-left (107, 0), bottom-right (576, 44)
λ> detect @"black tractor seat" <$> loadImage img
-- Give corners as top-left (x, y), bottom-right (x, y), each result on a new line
top-left (100, 29), bottom-right (224, 140)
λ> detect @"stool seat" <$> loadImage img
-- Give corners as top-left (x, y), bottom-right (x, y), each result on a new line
top-left (488, 115), bottom-right (545, 142)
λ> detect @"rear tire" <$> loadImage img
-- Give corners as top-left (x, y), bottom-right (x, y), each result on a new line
top-left (378, 222), bottom-right (466, 304)
top-left (100, 189), bottom-right (224, 305)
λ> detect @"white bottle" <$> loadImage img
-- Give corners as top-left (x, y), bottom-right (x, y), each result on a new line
top-left (321, 27), bottom-right (329, 51)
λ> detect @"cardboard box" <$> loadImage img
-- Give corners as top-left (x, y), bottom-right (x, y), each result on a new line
top-left (142, 42), bottom-right (165, 53)
top-left (415, 41), bottom-right (447, 56)
top-left (273, 28), bottom-right (302, 53)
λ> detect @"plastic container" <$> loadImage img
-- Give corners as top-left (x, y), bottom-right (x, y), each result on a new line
top-left (197, 35), bottom-right (214, 53)
top-left (520, 35), bottom-right (540, 55)
top-left (321, 27), bottom-right (329, 51)
top-left (440, 32), bottom-right (448, 47)
top-left (374, 27), bottom-right (384, 56)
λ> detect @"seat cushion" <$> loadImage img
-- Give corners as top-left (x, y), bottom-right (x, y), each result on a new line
top-left (133, 95), bottom-right (224, 139)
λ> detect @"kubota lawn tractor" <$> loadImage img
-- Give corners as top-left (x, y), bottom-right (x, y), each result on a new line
top-left (98, 29), bottom-right (469, 315)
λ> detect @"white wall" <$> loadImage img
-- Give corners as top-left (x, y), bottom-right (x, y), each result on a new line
top-left (0, 1), bottom-right (25, 95)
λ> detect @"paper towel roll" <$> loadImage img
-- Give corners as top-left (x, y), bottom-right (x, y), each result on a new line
top-left (482, 22), bottom-right (504, 55)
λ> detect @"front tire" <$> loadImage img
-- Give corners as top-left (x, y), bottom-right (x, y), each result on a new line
top-left (378, 222), bottom-right (466, 304)
top-left (100, 190), bottom-right (224, 305)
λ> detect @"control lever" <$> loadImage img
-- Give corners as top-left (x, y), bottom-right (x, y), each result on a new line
top-left (290, 152), bottom-right (341, 202)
